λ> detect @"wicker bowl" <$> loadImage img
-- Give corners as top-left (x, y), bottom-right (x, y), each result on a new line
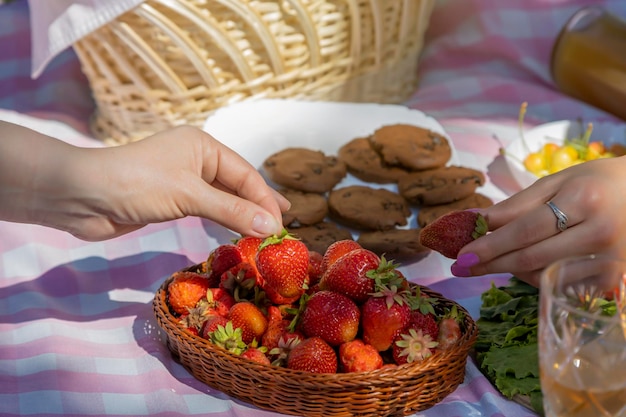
top-left (72, 0), bottom-right (435, 145)
top-left (153, 263), bottom-right (478, 417)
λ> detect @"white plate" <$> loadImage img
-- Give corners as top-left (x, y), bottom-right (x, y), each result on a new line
top-left (202, 98), bottom-right (461, 234)
top-left (504, 119), bottom-right (626, 190)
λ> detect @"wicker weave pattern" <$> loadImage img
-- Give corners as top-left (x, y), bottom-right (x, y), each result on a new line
top-left (153, 264), bottom-right (478, 417)
top-left (72, 0), bottom-right (435, 145)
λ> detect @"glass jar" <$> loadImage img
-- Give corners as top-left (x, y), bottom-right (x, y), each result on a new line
top-left (551, 6), bottom-right (626, 121)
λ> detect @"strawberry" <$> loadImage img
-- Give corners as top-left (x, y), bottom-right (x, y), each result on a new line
top-left (167, 271), bottom-right (211, 316)
top-left (268, 335), bottom-right (302, 367)
top-left (204, 287), bottom-right (236, 317)
top-left (307, 250), bottom-right (324, 287)
top-left (419, 210), bottom-right (488, 259)
top-left (287, 336), bottom-right (338, 373)
top-left (236, 236), bottom-right (264, 286)
top-left (408, 311), bottom-right (439, 342)
top-left (360, 285), bottom-right (411, 351)
top-left (180, 301), bottom-right (217, 333)
top-left (298, 290), bottom-right (360, 346)
top-left (407, 287), bottom-right (439, 341)
top-left (228, 301), bottom-right (268, 344)
top-left (210, 321), bottom-right (247, 355)
top-left (219, 262), bottom-right (260, 300)
top-left (392, 328), bottom-right (438, 365)
top-left (437, 305), bottom-right (463, 350)
top-left (207, 244), bottom-right (244, 281)
top-left (319, 248), bottom-right (380, 303)
top-left (339, 339), bottom-right (383, 372)
top-left (262, 318), bottom-right (303, 351)
top-left (321, 239), bottom-right (362, 272)
top-left (256, 230), bottom-right (309, 301)
top-left (240, 346), bottom-right (271, 366)
top-left (263, 284), bottom-right (302, 305)
top-left (200, 314), bottom-right (229, 339)
top-left (236, 236), bottom-right (263, 265)
top-left (262, 306), bottom-right (303, 351)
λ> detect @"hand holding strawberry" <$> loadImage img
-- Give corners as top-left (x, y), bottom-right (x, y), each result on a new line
top-left (419, 210), bottom-right (488, 259)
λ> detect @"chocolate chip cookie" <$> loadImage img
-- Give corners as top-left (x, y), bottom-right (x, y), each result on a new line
top-left (279, 189), bottom-right (329, 227)
top-left (338, 137), bottom-right (411, 183)
top-left (357, 228), bottom-right (430, 262)
top-left (369, 124), bottom-right (451, 171)
top-left (263, 148), bottom-right (347, 193)
top-left (327, 185), bottom-right (411, 231)
top-left (397, 165), bottom-right (486, 206)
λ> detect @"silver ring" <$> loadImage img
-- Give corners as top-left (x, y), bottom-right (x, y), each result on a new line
top-left (546, 201), bottom-right (568, 232)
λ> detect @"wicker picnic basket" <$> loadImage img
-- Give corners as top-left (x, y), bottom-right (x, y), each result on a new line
top-left (72, 0), bottom-right (435, 145)
top-left (153, 263), bottom-right (479, 417)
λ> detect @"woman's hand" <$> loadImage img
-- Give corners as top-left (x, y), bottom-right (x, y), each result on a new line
top-left (0, 122), bottom-right (289, 241)
top-left (451, 156), bottom-right (626, 286)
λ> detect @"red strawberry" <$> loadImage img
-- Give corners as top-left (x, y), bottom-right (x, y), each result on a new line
top-left (262, 306), bottom-right (303, 351)
top-left (419, 210), bottom-right (488, 259)
top-left (200, 314), bottom-right (229, 339)
top-left (408, 311), bottom-right (439, 342)
top-left (180, 301), bottom-right (218, 333)
top-left (167, 271), bottom-right (211, 316)
top-left (236, 236), bottom-right (264, 285)
top-left (203, 287), bottom-right (236, 317)
top-left (219, 262), bottom-right (260, 300)
top-left (228, 301), bottom-right (268, 344)
top-left (298, 290), bottom-right (360, 346)
top-left (319, 248), bottom-right (380, 303)
top-left (392, 328), bottom-right (438, 365)
top-left (240, 346), bottom-right (271, 365)
top-left (287, 337), bottom-right (338, 373)
top-left (307, 250), bottom-right (324, 287)
top-left (236, 236), bottom-right (263, 265)
top-left (210, 321), bottom-right (247, 355)
top-left (321, 239), bottom-right (362, 272)
top-left (406, 288), bottom-right (440, 341)
top-left (262, 318), bottom-right (303, 351)
top-left (207, 244), bottom-right (244, 281)
top-left (256, 231), bottom-right (309, 300)
top-left (361, 285), bottom-right (411, 351)
top-left (268, 335), bottom-right (302, 367)
top-left (339, 339), bottom-right (383, 372)
top-left (263, 284), bottom-right (302, 305)
top-left (437, 306), bottom-right (463, 350)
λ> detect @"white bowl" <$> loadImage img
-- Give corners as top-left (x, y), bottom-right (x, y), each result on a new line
top-left (503, 120), bottom-right (626, 190)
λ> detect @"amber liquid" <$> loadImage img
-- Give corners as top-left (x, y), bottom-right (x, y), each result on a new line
top-left (551, 7), bottom-right (626, 121)
top-left (541, 369), bottom-right (626, 417)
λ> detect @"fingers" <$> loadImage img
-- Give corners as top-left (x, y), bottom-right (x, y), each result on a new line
top-left (464, 197), bottom-right (583, 266)
top-left (184, 174), bottom-right (284, 237)
top-left (454, 168), bottom-right (626, 281)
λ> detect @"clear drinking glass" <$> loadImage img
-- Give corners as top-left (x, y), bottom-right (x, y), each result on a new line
top-left (550, 6), bottom-right (626, 121)
top-left (539, 254), bottom-right (626, 417)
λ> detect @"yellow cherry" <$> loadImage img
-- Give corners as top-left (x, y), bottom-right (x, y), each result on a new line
top-left (549, 145), bottom-right (579, 173)
top-left (523, 152), bottom-right (545, 175)
top-left (540, 142), bottom-right (559, 160)
top-left (585, 141), bottom-right (605, 160)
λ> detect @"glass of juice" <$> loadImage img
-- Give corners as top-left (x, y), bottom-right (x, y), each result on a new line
top-left (551, 6), bottom-right (626, 121)
top-left (539, 254), bottom-right (626, 417)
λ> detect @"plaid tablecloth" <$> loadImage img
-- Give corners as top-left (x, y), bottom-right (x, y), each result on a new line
top-left (2, 0), bottom-right (626, 416)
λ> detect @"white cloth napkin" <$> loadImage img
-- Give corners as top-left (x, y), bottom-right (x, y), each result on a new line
top-left (28, 0), bottom-right (145, 78)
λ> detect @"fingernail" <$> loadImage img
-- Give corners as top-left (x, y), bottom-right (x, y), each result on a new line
top-left (252, 212), bottom-right (280, 236)
top-left (456, 252), bottom-right (480, 268)
top-left (451, 262), bottom-right (472, 277)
